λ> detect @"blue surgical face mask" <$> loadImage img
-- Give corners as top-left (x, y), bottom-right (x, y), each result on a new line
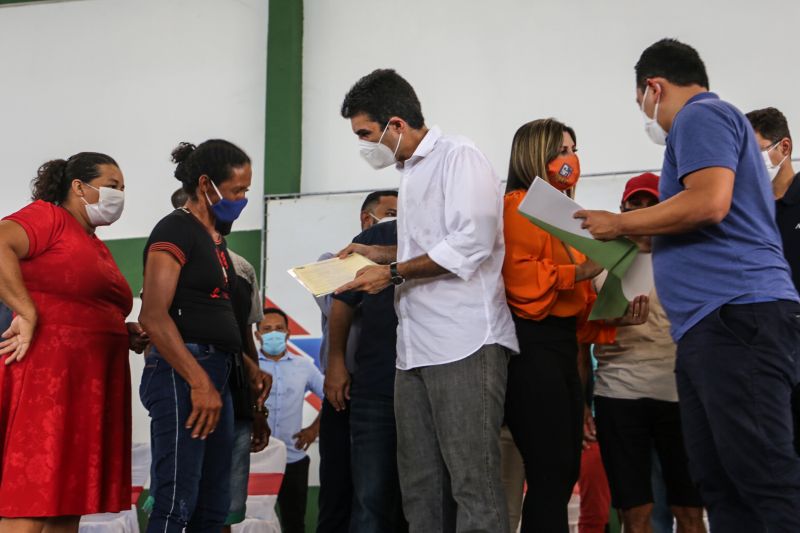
top-left (205, 179), bottom-right (248, 223)
top-left (261, 331), bottom-right (287, 356)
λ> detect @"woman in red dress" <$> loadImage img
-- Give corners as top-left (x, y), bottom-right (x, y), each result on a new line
top-left (0, 153), bottom-right (147, 533)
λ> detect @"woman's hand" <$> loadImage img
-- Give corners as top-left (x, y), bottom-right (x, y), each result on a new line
top-left (0, 314), bottom-right (37, 365)
top-left (249, 368), bottom-right (272, 406)
top-left (186, 377), bottom-right (222, 439)
top-left (251, 412), bottom-right (271, 452)
top-left (243, 356), bottom-right (271, 405)
top-left (127, 322), bottom-right (149, 354)
top-left (606, 295), bottom-right (650, 327)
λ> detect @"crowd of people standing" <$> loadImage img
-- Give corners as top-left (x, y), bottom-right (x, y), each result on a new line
top-left (0, 36), bottom-right (799, 533)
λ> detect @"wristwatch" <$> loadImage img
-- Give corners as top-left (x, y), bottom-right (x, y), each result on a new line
top-left (389, 262), bottom-right (405, 286)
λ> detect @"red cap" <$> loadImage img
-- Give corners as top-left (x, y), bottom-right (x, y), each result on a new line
top-left (622, 172), bottom-right (660, 203)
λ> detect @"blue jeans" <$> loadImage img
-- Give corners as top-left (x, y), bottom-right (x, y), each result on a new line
top-left (349, 393), bottom-right (407, 533)
top-left (677, 301), bottom-right (800, 533)
top-left (140, 343), bottom-right (234, 533)
top-left (226, 419), bottom-right (253, 525)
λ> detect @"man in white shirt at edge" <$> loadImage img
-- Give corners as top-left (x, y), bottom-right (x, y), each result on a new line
top-left (335, 68), bottom-right (519, 533)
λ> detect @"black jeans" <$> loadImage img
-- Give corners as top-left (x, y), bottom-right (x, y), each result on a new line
top-left (677, 301), bottom-right (800, 533)
top-left (278, 455), bottom-right (311, 533)
top-left (505, 315), bottom-right (582, 533)
top-left (316, 399), bottom-right (352, 533)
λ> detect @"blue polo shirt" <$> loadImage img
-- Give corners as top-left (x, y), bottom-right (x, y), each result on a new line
top-left (653, 92), bottom-right (798, 341)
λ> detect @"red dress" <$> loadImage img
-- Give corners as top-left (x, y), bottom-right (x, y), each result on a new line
top-left (0, 200), bottom-right (133, 517)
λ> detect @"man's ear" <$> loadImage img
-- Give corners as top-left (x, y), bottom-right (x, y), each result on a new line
top-left (647, 78), bottom-right (667, 99)
top-left (781, 137), bottom-right (793, 158)
top-left (387, 116), bottom-right (409, 134)
top-left (360, 211), bottom-right (371, 229)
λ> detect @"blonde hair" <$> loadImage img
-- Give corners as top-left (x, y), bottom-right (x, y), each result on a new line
top-left (506, 118), bottom-right (575, 192)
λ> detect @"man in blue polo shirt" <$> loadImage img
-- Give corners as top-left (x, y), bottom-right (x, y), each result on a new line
top-left (576, 38), bottom-right (800, 532)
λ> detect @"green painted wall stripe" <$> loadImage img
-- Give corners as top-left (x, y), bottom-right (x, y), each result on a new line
top-left (264, 0), bottom-right (303, 195)
top-left (105, 229), bottom-right (262, 295)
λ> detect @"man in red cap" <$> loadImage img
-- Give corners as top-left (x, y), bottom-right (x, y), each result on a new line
top-left (589, 173), bottom-right (706, 533)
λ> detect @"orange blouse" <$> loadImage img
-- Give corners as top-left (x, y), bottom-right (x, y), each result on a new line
top-left (502, 189), bottom-right (615, 344)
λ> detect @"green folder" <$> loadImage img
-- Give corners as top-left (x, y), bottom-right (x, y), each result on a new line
top-left (516, 178), bottom-right (641, 320)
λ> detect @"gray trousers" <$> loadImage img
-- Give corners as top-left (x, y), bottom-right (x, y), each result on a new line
top-left (395, 344), bottom-right (510, 533)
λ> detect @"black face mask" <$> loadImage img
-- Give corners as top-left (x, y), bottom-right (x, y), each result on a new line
top-left (215, 219), bottom-right (234, 236)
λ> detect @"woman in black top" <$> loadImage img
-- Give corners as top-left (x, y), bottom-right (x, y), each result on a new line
top-left (139, 139), bottom-right (253, 533)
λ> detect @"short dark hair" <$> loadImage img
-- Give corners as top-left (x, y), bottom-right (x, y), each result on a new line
top-left (341, 69), bottom-right (425, 129)
top-left (171, 188), bottom-right (189, 209)
top-left (31, 152), bottom-right (118, 205)
top-left (746, 107), bottom-right (792, 143)
top-left (263, 307), bottom-right (289, 328)
top-left (361, 190), bottom-right (398, 213)
top-left (171, 139), bottom-right (251, 196)
top-left (635, 38), bottom-right (709, 91)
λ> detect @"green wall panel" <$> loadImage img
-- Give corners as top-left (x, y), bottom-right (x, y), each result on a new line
top-left (265, 0), bottom-right (303, 195)
top-left (105, 229), bottom-right (262, 296)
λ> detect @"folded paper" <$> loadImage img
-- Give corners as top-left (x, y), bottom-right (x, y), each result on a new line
top-left (517, 177), bottom-right (653, 319)
top-left (289, 253), bottom-right (376, 297)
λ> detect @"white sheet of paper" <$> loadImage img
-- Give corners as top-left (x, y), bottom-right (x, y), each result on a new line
top-left (517, 177), bottom-right (594, 239)
top-left (288, 253), bottom-right (376, 297)
top-left (621, 252), bottom-right (654, 300)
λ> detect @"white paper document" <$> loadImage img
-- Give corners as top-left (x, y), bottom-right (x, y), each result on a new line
top-left (288, 253), bottom-right (376, 297)
top-left (621, 252), bottom-right (654, 300)
top-left (517, 177), bottom-right (595, 238)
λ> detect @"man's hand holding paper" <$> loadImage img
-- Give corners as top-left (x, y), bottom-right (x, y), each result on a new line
top-left (573, 209), bottom-right (624, 241)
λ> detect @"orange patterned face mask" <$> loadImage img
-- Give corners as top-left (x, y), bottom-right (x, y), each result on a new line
top-left (546, 154), bottom-right (581, 191)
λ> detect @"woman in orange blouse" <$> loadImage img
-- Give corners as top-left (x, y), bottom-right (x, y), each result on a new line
top-left (502, 118), bottom-right (607, 533)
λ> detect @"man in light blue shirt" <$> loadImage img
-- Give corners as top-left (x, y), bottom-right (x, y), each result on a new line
top-left (257, 308), bottom-right (324, 533)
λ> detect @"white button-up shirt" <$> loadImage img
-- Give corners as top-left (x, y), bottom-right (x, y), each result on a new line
top-left (395, 126), bottom-right (518, 370)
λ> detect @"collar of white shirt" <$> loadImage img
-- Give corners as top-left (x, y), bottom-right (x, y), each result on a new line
top-left (397, 125), bottom-right (442, 171)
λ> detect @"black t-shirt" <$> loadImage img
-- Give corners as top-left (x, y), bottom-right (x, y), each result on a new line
top-left (144, 208), bottom-right (241, 353)
top-left (776, 173), bottom-right (800, 293)
top-left (334, 221), bottom-right (398, 398)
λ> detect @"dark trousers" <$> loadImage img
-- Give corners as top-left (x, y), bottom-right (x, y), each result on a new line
top-left (278, 455), bottom-right (311, 533)
top-left (676, 301), bottom-right (800, 533)
top-left (141, 344), bottom-right (233, 533)
top-left (350, 392), bottom-right (407, 533)
top-left (505, 315), bottom-right (583, 533)
top-left (316, 398), bottom-right (353, 533)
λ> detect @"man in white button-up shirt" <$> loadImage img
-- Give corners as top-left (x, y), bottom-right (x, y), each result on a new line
top-left (336, 69), bottom-right (519, 533)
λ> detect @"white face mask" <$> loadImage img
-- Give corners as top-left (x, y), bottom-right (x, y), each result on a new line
top-left (762, 143), bottom-right (789, 181)
top-left (81, 183), bottom-right (125, 226)
top-left (641, 85), bottom-right (668, 146)
top-left (359, 122), bottom-right (402, 170)
top-left (370, 213), bottom-right (397, 224)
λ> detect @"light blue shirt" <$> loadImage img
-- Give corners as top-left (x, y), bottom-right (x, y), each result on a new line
top-left (259, 351), bottom-right (325, 464)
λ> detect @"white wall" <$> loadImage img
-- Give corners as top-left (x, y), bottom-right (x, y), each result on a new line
top-left (0, 0), bottom-right (267, 237)
top-left (0, 0), bottom-right (268, 448)
top-left (302, 0), bottom-right (800, 194)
